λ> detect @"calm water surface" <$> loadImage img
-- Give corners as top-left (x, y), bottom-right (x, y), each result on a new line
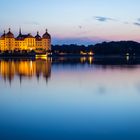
top-left (0, 57), bottom-right (140, 140)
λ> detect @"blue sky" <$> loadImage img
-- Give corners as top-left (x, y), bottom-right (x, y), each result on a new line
top-left (0, 0), bottom-right (140, 45)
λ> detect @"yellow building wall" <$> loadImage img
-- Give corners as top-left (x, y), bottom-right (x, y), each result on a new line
top-left (24, 38), bottom-right (36, 51)
top-left (5, 38), bottom-right (15, 51)
top-left (0, 37), bottom-right (51, 52)
top-left (42, 39), bottom-right (51, 51)
top-left (36, 41), bottom-right (42, 50)
top-left (15, 40), bottom-right (28, 51)
top-left (0, 39), bottom-right (6, 51)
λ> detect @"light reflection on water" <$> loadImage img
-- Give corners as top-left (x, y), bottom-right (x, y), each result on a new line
top-left (0, 57), bottom-right (140, 140)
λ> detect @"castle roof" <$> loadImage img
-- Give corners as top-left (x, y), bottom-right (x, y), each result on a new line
top-left (0, 30), bottom-right (6, 39)
top-left (16, 33), bottom-right (34, 40)
top-left (42, 29), bottom-right (51, 39)
top-left (35, 31), bottom-right (42, 41)
top-left (26, 34), bottom-right (34, 38)
top-left (6, 28), bottom-right (14, 38)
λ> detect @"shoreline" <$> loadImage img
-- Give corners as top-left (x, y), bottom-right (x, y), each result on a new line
top-left (0, 53), bottom-right (139, 58)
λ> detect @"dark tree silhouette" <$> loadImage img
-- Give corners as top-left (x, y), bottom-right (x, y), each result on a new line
top-left (52, 41), bottom-right (140, 56)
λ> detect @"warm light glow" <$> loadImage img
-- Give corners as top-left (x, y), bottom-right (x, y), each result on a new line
top-left (80, 51), bottom-right (87, 55)
top-left (0, 59), bottom-right (51, 82)
top-left (36, 54), bottom-right (48, 60)
top-left (88, 51), bottom-right (94, 56)
top-left (80, 57), bottom-right (87, 63)
top-left (88, 57), bottom-right (94, 64)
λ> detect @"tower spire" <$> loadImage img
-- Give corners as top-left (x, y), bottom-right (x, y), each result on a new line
top-left (19, 28), bottom-right (22, 35)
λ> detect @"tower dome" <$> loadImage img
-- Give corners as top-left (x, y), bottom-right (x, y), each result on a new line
top-left (42, 29), bottom-right (51, 39)
top-left (35, 31), bottom-right (42, 40)
top-left (6, 28), bottom-right (14, 38)
top-left (1, 30), bottom-right (6, 39)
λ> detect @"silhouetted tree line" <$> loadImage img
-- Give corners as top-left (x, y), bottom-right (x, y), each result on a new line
top-left (52, 41), bottom-right (140, 55)
top-left (52, 44), bottom-right (87, 54)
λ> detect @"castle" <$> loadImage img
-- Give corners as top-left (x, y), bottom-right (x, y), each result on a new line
top-left (0, 28), bottom-right (51, 52)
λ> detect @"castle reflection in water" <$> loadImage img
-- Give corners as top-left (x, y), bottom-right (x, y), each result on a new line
top-left (0, 58), bottom-right (52, 84)
top-left (0, 56), bottom-right (135, 84)
top-left (0, 57), bottom-right (95, 84)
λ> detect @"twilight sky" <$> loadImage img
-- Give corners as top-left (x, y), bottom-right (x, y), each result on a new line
top-left (0, 0), bottom-right (140, 45)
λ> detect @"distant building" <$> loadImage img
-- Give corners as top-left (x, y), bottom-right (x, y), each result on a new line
top-left (0, 28), bottom-right (51, 52)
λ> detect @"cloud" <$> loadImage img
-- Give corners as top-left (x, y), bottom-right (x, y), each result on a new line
top-left (94, 16), bottom-right (115, 22)
top-left (133, 18), bottom-right (140, 27)
top-left (134, 22), bottom-right (140, 26)
top-left (94, 16), bottom-right (132, 25)
top-left (133, 18), bottom-right (140, 26)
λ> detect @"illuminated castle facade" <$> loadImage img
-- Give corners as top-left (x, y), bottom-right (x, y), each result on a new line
top-left (0, 28), bottom-right (51, 52)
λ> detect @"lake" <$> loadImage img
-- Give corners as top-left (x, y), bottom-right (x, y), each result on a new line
top-left (0, 57), bottom-right (140, 140)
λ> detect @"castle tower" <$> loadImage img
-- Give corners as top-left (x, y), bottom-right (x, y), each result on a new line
top-left (5, 28), bottom-right (15, 51)
top-left (42, 29), bottom-right (51, 51)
